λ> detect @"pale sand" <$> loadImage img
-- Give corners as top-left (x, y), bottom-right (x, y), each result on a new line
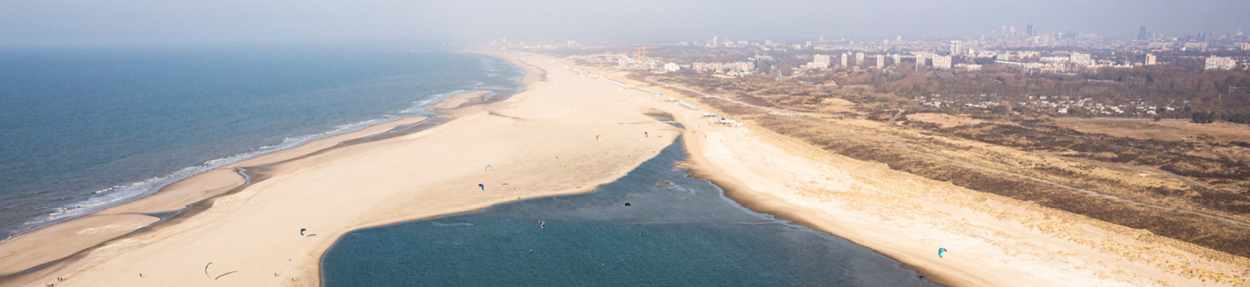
top-left (0, 115), bottom-right (429, 278)
top-left (2, 51), bottom-right (682, 286)
top-left (609, 73), bottom-right (1250, 286)
top-left (428, 90), bottom-right (492, 111)
top-left (9, 51), bottom-right (1247, 287)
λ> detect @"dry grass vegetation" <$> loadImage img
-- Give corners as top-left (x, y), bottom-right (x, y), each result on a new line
top-left (1055, 119), bottom-right (1250, 143)
top-left (647, 72), bottom-right (1250, 265)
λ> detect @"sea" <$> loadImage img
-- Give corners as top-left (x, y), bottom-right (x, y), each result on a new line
top-left (0, 44), bottom-right (524, 241)
top-left (322, 139), bottom-right (937, 287)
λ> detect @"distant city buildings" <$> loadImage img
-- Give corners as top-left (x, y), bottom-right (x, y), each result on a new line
top-left (1204, 56), bottom-right (1237, 71)
top-left (876, 55), bottom-right (884, 68)
top-left (932, 55), bottom-right (952, 69)
top-left (840, 53), bottom-right (848, 67)
top-left (1145, 54), bottom-right (1156, 65)
top-left (691, 61), bottom-right (755, 75)
top-left (813, 54), bottom-right (831, 67)
top-left (1068, 53), bottom-right (1094, 66)
top-left (664, 62), bottom-right (680, 72)
top-left (855, 52), bottom-right (865, 65)
top-left (805, 54), bottom-right (831, 70)
top-left (1138, 26), bottom-right (1148, 40)
top-left (949, 40), bottom-right (962, 56)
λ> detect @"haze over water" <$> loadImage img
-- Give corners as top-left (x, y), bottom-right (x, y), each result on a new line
top-left (0, 46), bottom-right (523, 241)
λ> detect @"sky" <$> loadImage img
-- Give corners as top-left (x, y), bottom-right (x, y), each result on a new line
top-left (2, 0), bottom-right (1249, 47)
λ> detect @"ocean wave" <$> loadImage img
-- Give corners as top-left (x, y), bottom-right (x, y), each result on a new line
top-left (9, 88), bottom-right (478, 241)
top-left (399, 89), bottom-right (466, 115)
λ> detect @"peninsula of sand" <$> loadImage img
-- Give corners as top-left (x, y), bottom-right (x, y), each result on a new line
top-left (2, 50), bottom-right (1245, 287)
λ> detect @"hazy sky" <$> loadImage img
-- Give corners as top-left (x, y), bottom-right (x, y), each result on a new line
top-left (2, 0), bottom-right (1249, 47)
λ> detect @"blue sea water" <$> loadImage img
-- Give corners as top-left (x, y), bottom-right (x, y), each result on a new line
top-left (322, 139), bottom-right (937, 287)
top-left (0, 45), bottom-right (523, 241)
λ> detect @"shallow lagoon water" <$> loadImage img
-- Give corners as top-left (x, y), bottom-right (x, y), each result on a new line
top-left (322, 139), bottom-right (937, 286)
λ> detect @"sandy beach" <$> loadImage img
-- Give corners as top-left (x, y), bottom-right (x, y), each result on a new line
top-left (606, 74), bottom-right (1250, 286)
top-left (4, 50), bottom-right (1247, 287)
top-left (1, 51), bottom-right (683, 286)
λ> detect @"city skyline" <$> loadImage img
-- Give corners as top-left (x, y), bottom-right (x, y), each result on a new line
top-left (2, 0), bottom-right (1249, 47)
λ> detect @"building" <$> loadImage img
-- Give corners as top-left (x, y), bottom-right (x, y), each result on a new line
top-left (813, 54), bottom-right (831, 66)
top-left (840, 53), bottom-right (848, 67)
top-left (1145, 54), bottom-right (1156, 66)
top-left (876, 55), bottom-right (884, 68)
top-left (1026, 25), bottom-right (1036, 37)
top-left (892, 54), bottom-right (901, 65)
top-left (915, 54), bottom-right (925, 70)
top-left (1238, 43), bottom-right (1250, 51)
top-left (932, 55), bottom-right (951, 69)
top-left (1069, 53), bottom-right (1094, 66)
top-left (664, 62), bottom-right (680, 72)
top-left (1138, 26), bottom-right (1148, 40)
top-left (995, 53), bottom-right (1011, 61)
top-left (949, 40), bottom-right (961, 56)
top-left (1183, 42), bottom-right (1210, 50)
top-left (855, 53), bottom-right (865, 65)
top-left (1204, 56), bottom-right (1237, 71)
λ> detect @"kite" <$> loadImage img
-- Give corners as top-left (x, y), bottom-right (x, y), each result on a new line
top-left (938, 248), bottom-right (948, 258)
top-left (479, 183), bottom-right (485, 190)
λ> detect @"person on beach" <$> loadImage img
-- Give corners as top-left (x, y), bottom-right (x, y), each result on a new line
top-left (645, 132), bottom-right (648, 137)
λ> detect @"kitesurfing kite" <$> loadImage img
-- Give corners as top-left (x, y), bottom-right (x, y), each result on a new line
top-left (938, 247), bottom-right (948, 258)
top-left (485, 165), bottom-right (492, 172)
top-left (479, 183), bottom-right (485, 191)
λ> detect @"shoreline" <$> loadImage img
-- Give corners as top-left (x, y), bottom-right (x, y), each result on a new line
top-left (0, 88), bottom-right (514, 280)
top-left (1, 54), bottom-right (532, 281)
top-left (1, 50), bottom-right (685, 286)
top-left (611, 72), bottom-right (1250, 286)
top-left (676, 136), bottom-right (967, 286)
top-left (0, 113), bottom-right (437, 279)
top-left (9, 49), bottom-right (1239, 286)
